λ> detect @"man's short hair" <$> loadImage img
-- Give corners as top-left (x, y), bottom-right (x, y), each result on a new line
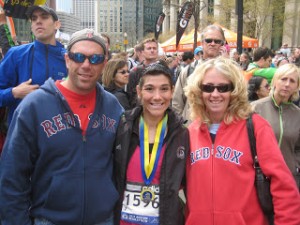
top-left (201, 25), bottom-right (226, 42)
top-left (253, 47), bottom-right (274, 62)
top-left (142, 38), bottom-right (158, 50)
top-left (182, 51), bottom-right (194, 62)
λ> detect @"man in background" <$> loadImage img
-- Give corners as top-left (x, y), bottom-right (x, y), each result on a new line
top-left (0, 5), bottom-right (67, 126)
top-left (126, 38), bottom-right (158, 108)
top-left (172, 24), bottom-right (226, 123)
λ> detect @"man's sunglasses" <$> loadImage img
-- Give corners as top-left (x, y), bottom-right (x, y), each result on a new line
top-left (200, 84), bottom-right (233, 93)
top-left (204, 39), bottom-right (224, 45)
top-left (68, 52), bottom-right (105, 65)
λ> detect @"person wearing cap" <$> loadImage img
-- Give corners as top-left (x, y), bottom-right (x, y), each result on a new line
top-left (0, 28), bottom-right (124, 225)
top-left (0, 5), bottom-right (67, 127)
top-left (193, 46), bottom-right (203, 61)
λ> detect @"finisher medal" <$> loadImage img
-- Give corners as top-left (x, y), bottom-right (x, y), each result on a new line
top-left (139, 115), bottom-right (168, 203)
top-left (140, 187), bottom-right (155, 203)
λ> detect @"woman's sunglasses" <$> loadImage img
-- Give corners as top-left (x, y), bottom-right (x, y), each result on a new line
top-left (68, 52), bottom-right (105, 65)
top-left (200, 84), bottom-right (233, 93)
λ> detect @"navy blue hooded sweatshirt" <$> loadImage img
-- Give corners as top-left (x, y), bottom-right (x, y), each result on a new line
top-left (0, 78), bottom-right (124, 225)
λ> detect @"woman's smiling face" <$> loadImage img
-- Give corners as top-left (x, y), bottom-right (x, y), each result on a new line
top-left (201, 68), bottom-right (232, 123)
top-left (137, 74), bottom-right (173, 120)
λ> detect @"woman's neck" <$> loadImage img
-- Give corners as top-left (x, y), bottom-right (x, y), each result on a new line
top-left (143, 114), bottom-right (164, 143)
top-left (273, 93), bottom-right (290, 106)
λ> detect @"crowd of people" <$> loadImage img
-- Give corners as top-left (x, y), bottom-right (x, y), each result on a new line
top-left (0, 5), bottom-right (300, 225)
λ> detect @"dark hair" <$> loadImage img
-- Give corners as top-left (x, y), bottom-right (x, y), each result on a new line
top-left (138, 60), bottom-right (173, 87)
top-left (248, 76), bottom-right (265, 101)
top-left (182, 51), bottom-right (194, 62)
top-left (253, 47), bottom-right (274, 62)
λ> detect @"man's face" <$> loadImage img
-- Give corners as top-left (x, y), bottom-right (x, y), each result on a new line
top-left (202, 29), bottom-right (224, 59)
top-left (262, 56), bottom-right (272, 68)
top-left (31, 9), bottom-right (60, 44)
top-left (142, 42), bottom-right (158, 63)
top-left (64, 40), bottom-right (106, 95)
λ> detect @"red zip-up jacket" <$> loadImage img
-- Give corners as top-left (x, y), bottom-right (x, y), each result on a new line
top-left (185, 114), bottom-right (300, 225)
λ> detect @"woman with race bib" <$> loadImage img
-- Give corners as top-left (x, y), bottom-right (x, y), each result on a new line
top-left (113, 61), bottom-right (189, 225)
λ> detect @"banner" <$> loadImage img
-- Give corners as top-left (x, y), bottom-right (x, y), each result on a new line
top-left (4, 0), bottom-right (35, 19)
top-left (154, 12), bottom-right (165, 40)
top-left (176, 2), bottom-right (194, 48)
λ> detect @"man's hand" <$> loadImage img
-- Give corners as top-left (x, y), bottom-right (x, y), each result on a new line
top-left (12, 79), bottom-right (39, 99)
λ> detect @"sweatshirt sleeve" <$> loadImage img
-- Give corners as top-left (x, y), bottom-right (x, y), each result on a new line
top-left (0, 48), bottom-right (19, 107)
top-left (252, 114), bottom-right (300, 225)
top-left (0, 104), bottom-right (36, 225)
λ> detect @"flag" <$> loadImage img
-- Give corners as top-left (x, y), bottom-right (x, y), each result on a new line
top-left (176, 2), bottom-right (194, 48)
top-left (154, 12), bottom-right (165, 40)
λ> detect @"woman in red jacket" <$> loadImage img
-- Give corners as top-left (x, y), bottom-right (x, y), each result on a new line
top-left (184, 57), bottom-right (300, 225)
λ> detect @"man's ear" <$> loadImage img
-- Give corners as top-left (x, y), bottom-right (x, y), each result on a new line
top-left (64, 53), bottom-right (70, 70)
top-left (55, 20), bottom-right (61, 30)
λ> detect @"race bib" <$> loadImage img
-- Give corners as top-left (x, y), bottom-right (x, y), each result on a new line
top-left (121, 182), bottom-right (160, 225)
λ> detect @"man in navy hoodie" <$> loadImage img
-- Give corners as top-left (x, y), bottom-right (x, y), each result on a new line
top-left (0, 5), bottom-right (67, 127)
top-left (0, 28), bottom-right (124, 225)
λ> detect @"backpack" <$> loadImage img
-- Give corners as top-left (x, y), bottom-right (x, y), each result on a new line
top-left (186, 60), bottom-right (199, 78)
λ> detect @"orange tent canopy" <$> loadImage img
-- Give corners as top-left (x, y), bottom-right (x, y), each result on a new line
top-left (218, 24), bottom-right (259, 49)
top-left (160, 29), bottom-right (201, 52)
top-left (160, 24), bottom-right (259, 52)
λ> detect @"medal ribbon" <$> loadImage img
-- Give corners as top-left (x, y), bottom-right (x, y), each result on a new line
top-left (139, 114), bottom-right (168, 186)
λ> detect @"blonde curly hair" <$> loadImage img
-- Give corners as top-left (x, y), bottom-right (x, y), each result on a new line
top-left (184, 57), bottom-right (252, 125)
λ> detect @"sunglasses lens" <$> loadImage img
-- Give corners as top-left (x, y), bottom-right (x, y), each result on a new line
top-left (200, 84), bottom-right (215, 92)
top-left (69, 53), bottom-right (85, 63)
top-left (205, 39), bottom-right (223, 45)
top-left (89, 54), bottom-right (105, 64)
top-left (217, 85), bottom-right (232, 92)
top-left (69, 52), bottom-right (105, 64)
top-left (200, 84), bottom-right (233, 93)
